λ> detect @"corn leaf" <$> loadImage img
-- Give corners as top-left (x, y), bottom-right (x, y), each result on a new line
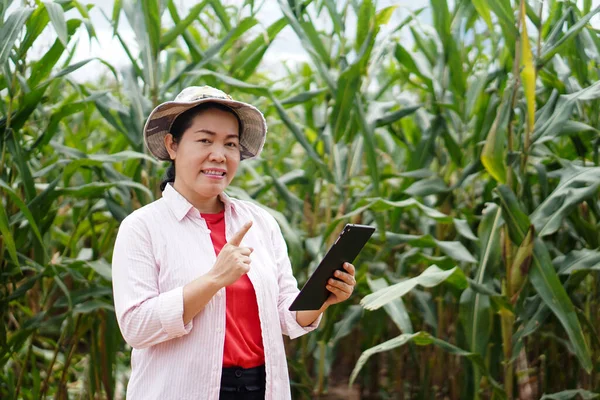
top-left (520, 0), bottom-right (536, 137)
top-left (361, 265), bottom-right (467, 310)
top-left (0, 8), bottom-right (33, 66)
top-left (496, 185), bottom-right (592, 373)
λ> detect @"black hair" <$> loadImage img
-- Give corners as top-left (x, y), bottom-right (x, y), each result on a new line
top-left (159, 102), bottom-right (242, 191)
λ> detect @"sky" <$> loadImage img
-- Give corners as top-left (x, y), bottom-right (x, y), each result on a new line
top-left (23, 0), bottom-right (600, 82)
top-left (64, 0), bottom-right (418, 79)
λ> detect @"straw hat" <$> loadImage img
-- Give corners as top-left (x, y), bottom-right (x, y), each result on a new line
top-left (143, 86), bottom-right (267, 161)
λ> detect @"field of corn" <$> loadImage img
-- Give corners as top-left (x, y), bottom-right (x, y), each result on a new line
top-left (1, 0), bottom-right (600, 398)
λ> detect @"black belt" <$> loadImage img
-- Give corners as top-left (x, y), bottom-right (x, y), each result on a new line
top-left (220, 364), bottom-right (266, 394)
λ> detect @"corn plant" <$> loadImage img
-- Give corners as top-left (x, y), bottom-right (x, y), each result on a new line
top-left (1, 0), bottom-right (600, 399)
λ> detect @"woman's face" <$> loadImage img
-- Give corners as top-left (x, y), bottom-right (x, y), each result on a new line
top-left (165, 108), bottom-right (241, 203)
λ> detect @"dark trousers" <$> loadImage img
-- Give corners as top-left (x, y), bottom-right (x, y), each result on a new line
top-left (219, 365), bottom-right (266, 400)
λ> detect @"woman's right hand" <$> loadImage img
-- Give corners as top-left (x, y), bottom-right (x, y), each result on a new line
top-left (208, 221), bottom-right (254, 287)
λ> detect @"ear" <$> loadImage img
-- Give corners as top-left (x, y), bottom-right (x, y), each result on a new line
top-left (164, 133), bottom-right (177, 160)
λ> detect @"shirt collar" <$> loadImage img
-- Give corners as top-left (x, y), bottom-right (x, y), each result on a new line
top-left (162, 183), bottom-right (235, 221)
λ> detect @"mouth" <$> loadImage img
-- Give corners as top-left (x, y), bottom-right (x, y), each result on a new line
top-left (201, 169), bottom-right (226, 178)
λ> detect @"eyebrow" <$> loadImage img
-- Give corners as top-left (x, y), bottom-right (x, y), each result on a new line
top-left (194, 129), bottom-right (239, 139)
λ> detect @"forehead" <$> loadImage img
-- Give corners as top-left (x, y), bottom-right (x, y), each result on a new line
top-left (186, 108), bottom-right (240, 137)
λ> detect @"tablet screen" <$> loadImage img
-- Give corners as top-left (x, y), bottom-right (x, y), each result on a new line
top-left (289, 224), bottom-right (375, 311)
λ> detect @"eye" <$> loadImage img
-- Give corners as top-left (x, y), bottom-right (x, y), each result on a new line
top-left (197, 138), bottom-right (211, 143)
top-left (226, 142), bottom-right (238, 148)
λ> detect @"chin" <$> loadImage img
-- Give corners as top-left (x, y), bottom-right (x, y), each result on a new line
top-left (194, 181), bottom-right (226, 196)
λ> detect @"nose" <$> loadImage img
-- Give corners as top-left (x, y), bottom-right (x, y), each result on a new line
top-left (208, 146), bottom-right (226, 163)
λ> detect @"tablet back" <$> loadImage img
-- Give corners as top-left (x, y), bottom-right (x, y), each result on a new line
top-left (289, 224), bottom-right (375, 311)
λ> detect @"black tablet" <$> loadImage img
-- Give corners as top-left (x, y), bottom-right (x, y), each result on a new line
top-left (289, 224), bottom-right (375, 311)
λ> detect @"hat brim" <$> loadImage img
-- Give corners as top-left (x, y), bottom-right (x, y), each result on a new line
top-left (143, 97), bottom-right (267, 161)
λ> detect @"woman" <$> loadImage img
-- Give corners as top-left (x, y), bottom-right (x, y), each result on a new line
top-left (112, 86), bottom-right (357, 400)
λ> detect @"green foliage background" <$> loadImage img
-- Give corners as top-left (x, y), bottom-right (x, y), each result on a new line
top-left (1, 0), bottom-right (599, 398)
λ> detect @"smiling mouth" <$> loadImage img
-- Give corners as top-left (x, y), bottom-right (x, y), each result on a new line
top-left (201, 170), bottom-right (226, 177)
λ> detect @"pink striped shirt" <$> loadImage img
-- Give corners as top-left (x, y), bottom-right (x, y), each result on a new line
top-left (111, 183), bottom-right (321, 399)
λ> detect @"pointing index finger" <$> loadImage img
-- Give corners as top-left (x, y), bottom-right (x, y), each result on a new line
top-left (228, 221), bottom-right (253, 246)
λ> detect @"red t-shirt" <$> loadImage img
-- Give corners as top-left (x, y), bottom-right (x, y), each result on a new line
top-left (200, 210), bottom-right (265, 368)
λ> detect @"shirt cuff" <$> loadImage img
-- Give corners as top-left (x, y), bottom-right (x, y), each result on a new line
top-left (158, 287), bottom-right (192, 337)
top-left (286, 309), bottom-right (323, 340)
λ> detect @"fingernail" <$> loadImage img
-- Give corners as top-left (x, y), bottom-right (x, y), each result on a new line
top-left (334, 271), bottom-right (340, 277)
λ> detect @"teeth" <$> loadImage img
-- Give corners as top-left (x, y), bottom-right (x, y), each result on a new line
top-left (203, 170), bottom-right (225, 176)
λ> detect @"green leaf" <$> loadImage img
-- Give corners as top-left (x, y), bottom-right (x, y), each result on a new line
top-left (86, 259), bottom-right (113, 281)
top-left (539, 6), bottom-right (600, 67)
top-left (374, 105), bottom-right (421, 127)
top-left (0, 198), bottom-right (18, 266)
top-left (277, 0), bottom-right (335, 90)
top-left (453, 218), bottom-right (478, 241)
top-left (540, 390), bottom-right (599, 400)
top-left (476, 205), bottom-right (504, 283)
top-left (208, 0), bottom-right (232, 31)
top-left (162, 18), bottom-right (260, 93)
top-left (299, 19), bottom-right (331, 66)
top-left (481, 84), bottom-right (512, 183)
top-left (355, 0), bottom-right (374, 52)
top-left (0, 8), bottom-right (33, 66)
top-left (270, 96), bottom-right (326, 165)
top-left (385, 233), bottom-right (476, 263)
top-left (327, 198), bottom-right (452, 241)
top-left (330, 305), bottom-right (363, 343)
top-left (394, 43), bottom-right (432, 86)
top-left (530, 164), bottom-right (600, 237)
top-left (160, 0), bottom-right (208, 49)
top-left (399, 169), bottom-right (434, 179)
top-left (73, 300), bottom-right (114, 315)
top-left (58, 181), bottom-right (153, 200)
top-left (230, 17), bottom-right (287, 80)
top-left (217, 17), bottom-right (259, 56)
top-left (112, 0), bottom-right (122, 35)
top-left (509, 224), bottom-right (535, 299)
top-left (368, 277), bottom-right (413, 333)
top-left (280, 88), bottom-right (327, 107)
top-left (43, 1), bottom-right (68, 47)
top-left (487, 0), bottom-right (518, 53)
top-left (435, 240), bottom-right (477, 263)
top-left (495, 185), bottom-right (593, 373)
top-left (472, 0), bottom-right (493, 31)
top-left (403, 177), bottom-right (449, 197)
top-left (349, 331), bottom-right (504, 396)
top-left (323, 0), bottom-right (343, 35)
top-left (140, 0), bottom-right (161, 59)
top-left (353, 94), bottom-right (381, 196)
top-left (0, 179), bottom-right (44, 251)
top-left (533, 81), bottom-right (600, 144)
top-left (27, 19), bottom-right (83, 87)
top-left (42, 57), bottom-right (94, 85)
top-left (554, 249), bottom-right (600, 275)
top-left (361, 265), bottom-right (466, 310)
top-left (466, 71), bottom-right (489, 117)
top-left (520, 0), bottom-right (536, 138)
top-left (431, 0), bottom-right (465, 94)
top-left (331, 63), bottom-right (361, 141)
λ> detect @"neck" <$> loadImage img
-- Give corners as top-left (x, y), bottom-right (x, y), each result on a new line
top-left (172, 181), bottom-right (224, 213)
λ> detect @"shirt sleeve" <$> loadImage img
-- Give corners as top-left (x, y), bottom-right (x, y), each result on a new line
top-left (112, 215), bottom-right (192, 349)
top-left (266, 213), bottom-right (322, 339)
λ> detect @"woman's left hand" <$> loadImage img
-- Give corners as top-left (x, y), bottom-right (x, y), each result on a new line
top-left (324, 262), bottom-right (356, 307)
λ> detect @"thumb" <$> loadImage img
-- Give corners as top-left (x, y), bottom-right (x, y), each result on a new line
top-left (228, 221), bottom-right (253, 246)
